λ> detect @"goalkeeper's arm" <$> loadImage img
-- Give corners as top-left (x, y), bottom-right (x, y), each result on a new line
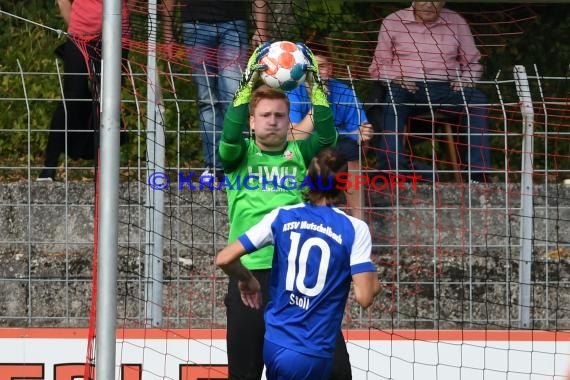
top-left (296, 43), bottom-right (337, 165)
top-left (219, 104), bottom-right (248, 172)
top-left (219, 43), bottom-right (270, 171)
top-left (299, 103), bottom-right (337, 165)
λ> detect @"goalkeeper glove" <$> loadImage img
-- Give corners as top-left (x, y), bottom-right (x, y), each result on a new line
top-left (297, 42), bottom-right (329, 108)
top-left (232, 42), bottom-right (270, 107)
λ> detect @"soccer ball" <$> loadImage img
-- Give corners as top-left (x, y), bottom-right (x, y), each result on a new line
top-left (259, 41), bottom-right (309, 91)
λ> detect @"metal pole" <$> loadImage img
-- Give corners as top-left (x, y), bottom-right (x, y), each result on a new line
top-left (144, 0), bottom-right (165, 327)
top-left (96, 0), bottom-right (122, 378)
top-left (513, 65), bottom-right (534, 328)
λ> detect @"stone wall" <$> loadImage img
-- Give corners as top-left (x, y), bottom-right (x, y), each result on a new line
top-left (1, 181), bottom-right (569, 329)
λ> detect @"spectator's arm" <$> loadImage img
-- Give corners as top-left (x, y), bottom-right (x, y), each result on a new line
top-left (219, 104), bottom-right (248, 171)
top-left (335, 86), bottom-right (373, 144)
top-left (57, 0), bottom-right (72, 25)
top-left (252, 1), bottom-right (269, 45)
top-left (368, 20), bottom-right (398, 80)
top-left (298, 105), bottom-right (337, 165)
top-left (288, 112), bottom-right (314, 141)
top-left (456, 18), bottom-right (483, 82)
top-left (162, 0), bottom-right (176, 59)
top-left (344, 101), bottom-right (374, 144)
top-left (287, 85), bottom-right (314, 141)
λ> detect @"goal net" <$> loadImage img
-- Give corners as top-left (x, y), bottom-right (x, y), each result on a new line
top-left (0, 1), bottom-right (569, 379)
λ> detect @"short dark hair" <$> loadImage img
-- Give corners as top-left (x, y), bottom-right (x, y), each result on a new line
top-left (304, 147), bottom-right (348, 205)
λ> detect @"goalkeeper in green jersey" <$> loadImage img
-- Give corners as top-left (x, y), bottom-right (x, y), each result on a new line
top-left (219, 43), bottom-right (352, 379)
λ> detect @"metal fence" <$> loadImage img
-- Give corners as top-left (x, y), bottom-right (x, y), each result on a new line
top-left (0, 63), bottom-right (569, 330)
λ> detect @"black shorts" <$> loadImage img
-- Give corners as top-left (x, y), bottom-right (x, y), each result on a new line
top-left (335, 135), bottom-right (360, 162)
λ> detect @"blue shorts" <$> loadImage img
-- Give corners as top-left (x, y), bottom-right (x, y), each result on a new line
top-left (263, 339), bottom-right (332, 380)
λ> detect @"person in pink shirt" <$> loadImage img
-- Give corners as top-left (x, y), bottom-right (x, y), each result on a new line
top-left (368, 1), bottom-right (490, 183)
top-left (38, 0), bottom-right (130, 181)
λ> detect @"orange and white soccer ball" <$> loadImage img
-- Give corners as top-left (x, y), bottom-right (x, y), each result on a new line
top-left (259, 41), bottom-right (309, 91)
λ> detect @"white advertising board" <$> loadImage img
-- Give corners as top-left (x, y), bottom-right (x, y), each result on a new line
top-left (0, 329), bottom-right (568, 380)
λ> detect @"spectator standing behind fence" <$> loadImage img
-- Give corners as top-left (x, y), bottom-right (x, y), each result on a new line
top-left (218, 44), bottom-right (356, 379)
top-left (38, 0), bottom-right (130, 181)
top-left (162, 0), bottom-right (269, 181)
top-left (288, 42), bottom-right (373, 220)
top-left (215, 147), bottom-right (380, 380)
top-left (368, 1), bottom-right (490, 183)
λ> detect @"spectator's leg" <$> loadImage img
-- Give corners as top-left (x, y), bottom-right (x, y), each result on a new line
top-left (216, 20), bottom-right (248, 171)
top-left (462, 87), bottom-right (490, 173)
top-left (182, 22), bottom-right (219, 170)
top-left (364, 80), bottom-right (387, 148)
top-left (40, 40), bottom-right (92, 179)
top-left (378, 83), bottom-right (413, 172)
top-left (41, 104), bottom-right (67, 180)
top-left (77, 38), bottom-right (103, 161)
top-left (434, 84), bottom-right (490, 178)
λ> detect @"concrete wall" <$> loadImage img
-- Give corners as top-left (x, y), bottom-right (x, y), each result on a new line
top-left (1, 181), bottom-right (569, 329)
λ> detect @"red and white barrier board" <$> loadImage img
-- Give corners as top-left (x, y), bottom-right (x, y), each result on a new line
top-left (0, 329), bottom-right (569, 380)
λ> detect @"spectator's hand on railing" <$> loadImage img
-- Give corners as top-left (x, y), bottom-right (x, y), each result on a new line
top-left (393, 77), bottom-right (418, 93)
top-left (359, 122), bottom-right (374, 144)
top-left (451, 79), bottom-right (475, 92)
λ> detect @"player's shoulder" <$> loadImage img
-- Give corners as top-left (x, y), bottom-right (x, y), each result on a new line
top-left (226, 138), bottom-right (257, 165)
top-left (332, 207), bottom-right (370, 232)
top-left (271, 203), bottom-right (306, 217)
top-left (260, 203), bottom-right (305, 224)
top-left (332, 206), bottom-right (363, 224)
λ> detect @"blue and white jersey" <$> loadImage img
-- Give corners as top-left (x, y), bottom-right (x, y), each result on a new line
top-left (238, 203), bottom-right (375, 359)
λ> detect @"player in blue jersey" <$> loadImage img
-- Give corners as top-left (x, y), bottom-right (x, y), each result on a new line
top-left (287, 41), bottom-right (373, 220)
top-left (216, 147), bottom-right (380, 379)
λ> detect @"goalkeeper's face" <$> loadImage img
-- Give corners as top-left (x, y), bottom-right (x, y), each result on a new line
top-left (250, 98), bottom-right (290, 151)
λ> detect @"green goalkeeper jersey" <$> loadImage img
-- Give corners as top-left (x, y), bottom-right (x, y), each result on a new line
top-left (224, 141), bottom-right (306, 269)
top-left (219, 103), bottom-right (336, 270)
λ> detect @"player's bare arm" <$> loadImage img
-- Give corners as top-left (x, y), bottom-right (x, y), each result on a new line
top-left (215, 241), bottom-right (262, 309)
top-left (352, 271), bottom-right (380, 308)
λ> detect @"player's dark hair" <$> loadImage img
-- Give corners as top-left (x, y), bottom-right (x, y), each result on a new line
top-left (249, 84), bottom-right (290, 115)
top-left (304, 147), bottom-right (348, 205)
